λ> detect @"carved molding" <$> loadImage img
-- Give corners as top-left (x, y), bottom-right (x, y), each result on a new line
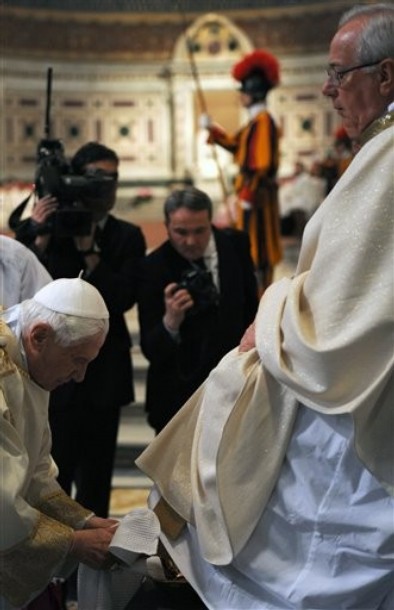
top-left (2, 4), bottom-right (353, 60)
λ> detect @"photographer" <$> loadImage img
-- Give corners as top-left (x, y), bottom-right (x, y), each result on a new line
top-left (13, 142), bottom-right (146, 523)
top-left (137, 186), bottom-right (258, 434)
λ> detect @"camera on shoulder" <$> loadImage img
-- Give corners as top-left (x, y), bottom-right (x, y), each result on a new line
top-left (8, 68), bottom-right (117, 239)
top-left (35, 138), bottom-right (116, 238)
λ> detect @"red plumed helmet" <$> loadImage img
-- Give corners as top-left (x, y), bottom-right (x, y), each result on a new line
top-left (334, 126), bottom-right (350, 142)
top-left (334, 126), bottom-right (352, 151)
top-left (232, 49), bottom-right (280, 90)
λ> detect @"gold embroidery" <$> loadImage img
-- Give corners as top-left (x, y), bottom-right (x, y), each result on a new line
top-left (359, 110), bottom-right (394, 147)
top-left (37, 490), bottom-right (92, 529)
top-left (15, 363), bottom-right (30, 379)
top-left (0, 513), bottom-right (73, 607)
top-left (154, 496), bottom-right (186, 540)
top-left (0, 319), bottom-right (30, 380)
top-left (157, 540), bottom-right (187, 583)
top-left (0, 347), bottom-right (16, 378)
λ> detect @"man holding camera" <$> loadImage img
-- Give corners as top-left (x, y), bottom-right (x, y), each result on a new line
top-left (137, 186), bottom-right (258, 434)
top-left (14, 141), bottom-right (146, 524)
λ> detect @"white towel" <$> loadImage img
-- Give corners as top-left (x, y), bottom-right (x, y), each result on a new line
top-left (77, 508), bottom-right (161, 610)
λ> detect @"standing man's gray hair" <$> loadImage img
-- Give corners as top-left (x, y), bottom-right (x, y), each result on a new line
top-left (339, 4), bottom-right (394, 64)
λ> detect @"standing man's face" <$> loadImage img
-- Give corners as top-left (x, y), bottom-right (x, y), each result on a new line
top-left (240, 92), bottom-right (254, 108)
top-left (322, 19), bottom-right (389, 140)
top-left (166, 208), bottom-right (212, 262)
top-left (81, 159), bottom-right (119, 221)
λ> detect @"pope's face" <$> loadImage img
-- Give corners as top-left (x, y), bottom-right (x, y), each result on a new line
top-left (26, 324), bottom-right (106, 391)
top-left (166, 207), bottom-right (212, 262)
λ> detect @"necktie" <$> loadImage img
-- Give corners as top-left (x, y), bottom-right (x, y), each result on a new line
top-left (94, 225), bottom-right (103, 247)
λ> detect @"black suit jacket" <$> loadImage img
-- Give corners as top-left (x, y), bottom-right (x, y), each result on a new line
top-left (17, 213), bottom-right (146, 410)
top-left (138, 226), bottom-right (258, 432)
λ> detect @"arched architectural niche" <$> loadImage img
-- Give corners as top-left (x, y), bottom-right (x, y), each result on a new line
top-left (0, 9), bottom-right (342, 223)
top-left (172, 12), bottom-right (253, 62)
top-left (170, 13), bottom-right (254, 198)
top-left (169, 11), bottom-right (340, 198)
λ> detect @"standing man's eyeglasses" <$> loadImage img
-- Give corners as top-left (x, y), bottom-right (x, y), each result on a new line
top-left (326, 61), bottom-right (381, 86)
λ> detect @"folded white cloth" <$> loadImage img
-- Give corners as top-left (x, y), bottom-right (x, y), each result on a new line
top-left (77, 508), bottom-right (161, 610)
top-left (110, 509), bottom-right (160, 565)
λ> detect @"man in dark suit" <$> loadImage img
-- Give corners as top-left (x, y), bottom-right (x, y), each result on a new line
top-left (14, 141), bottom-right (147, 518)
top-left (138, 186), bottom-right (258, 434)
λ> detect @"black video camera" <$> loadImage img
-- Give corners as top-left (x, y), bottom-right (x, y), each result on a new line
top-left (177, 267), bottom-right (219, 315)
top-left (35, 137), bottom-right (116, 237)
top-left (10, 67), bottom-right (117, 239)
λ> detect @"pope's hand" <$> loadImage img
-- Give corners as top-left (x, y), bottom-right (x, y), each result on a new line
top-left (70, 526), bottom-right (115, 569)
top-left (85, 515), bottom-right (118, 529)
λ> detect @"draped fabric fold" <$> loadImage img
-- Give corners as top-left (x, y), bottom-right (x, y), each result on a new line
top-left (137, 348), bottom-right (298, 564)
top-left (137, 121), bottom-right (394, 569)
top-left (255, 124), bottom-right (394, 492)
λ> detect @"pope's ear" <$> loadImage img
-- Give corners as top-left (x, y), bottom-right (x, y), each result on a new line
top-left (29, 323), bottom-right (53, 351)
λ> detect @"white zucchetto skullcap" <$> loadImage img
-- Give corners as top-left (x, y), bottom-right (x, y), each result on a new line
top-left (33, 276), bottom-right (109, 319)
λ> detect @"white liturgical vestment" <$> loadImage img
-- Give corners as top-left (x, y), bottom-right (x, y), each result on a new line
top-left (136, 115), bottom-right (394, 609)
top-left (0, 309), bottom-right (91, 609)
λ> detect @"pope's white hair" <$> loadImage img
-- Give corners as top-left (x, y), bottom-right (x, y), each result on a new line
top-left (20, 299), bottom-right (109, 347)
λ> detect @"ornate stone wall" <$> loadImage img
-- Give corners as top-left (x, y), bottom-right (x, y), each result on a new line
top-left (2, 4), bottom-right (352, 59)
top-left (1, 4), bottom-right (352, 202)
